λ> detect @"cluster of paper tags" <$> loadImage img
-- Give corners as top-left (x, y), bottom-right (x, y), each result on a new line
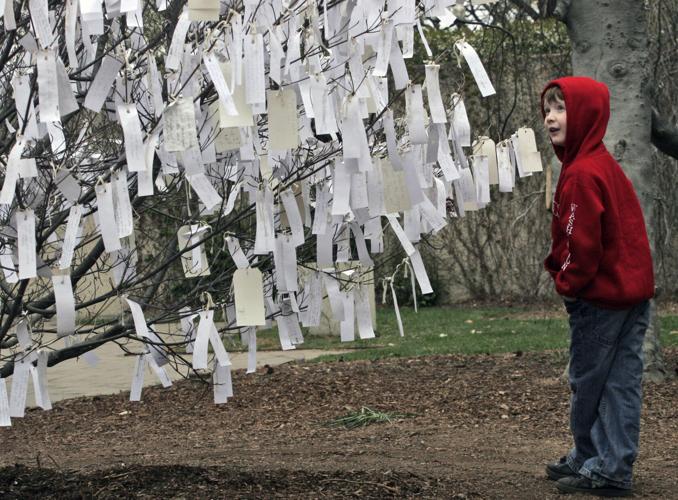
top-left (0, 0), bottom-right (541, 426)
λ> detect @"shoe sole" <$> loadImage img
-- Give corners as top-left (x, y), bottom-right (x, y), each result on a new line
top-left (556, 481), bottom-right (633, 497)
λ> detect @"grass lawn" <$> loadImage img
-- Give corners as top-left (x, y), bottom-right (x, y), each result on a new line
top-left (251, 305), bottom-right (678, 362)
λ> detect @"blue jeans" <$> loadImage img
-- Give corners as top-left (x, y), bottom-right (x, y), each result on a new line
top-left (563, 299), bottom-right (650, 490)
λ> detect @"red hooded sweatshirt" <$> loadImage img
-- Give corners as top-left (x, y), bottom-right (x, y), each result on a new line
top-left (542, 77), bottom-right (654, 309)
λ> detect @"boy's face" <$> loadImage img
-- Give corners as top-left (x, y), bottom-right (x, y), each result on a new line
top-left (543, 97), bottom-right (567, 147)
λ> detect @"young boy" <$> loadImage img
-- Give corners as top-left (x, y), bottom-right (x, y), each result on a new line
top-left (541, 77), bottom-right (654, 497)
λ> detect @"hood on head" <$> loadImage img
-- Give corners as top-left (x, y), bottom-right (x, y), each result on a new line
top-left (541, 76), bottom-right (610, 165)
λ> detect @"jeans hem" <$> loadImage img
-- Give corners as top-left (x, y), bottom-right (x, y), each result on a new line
top-left (579, 465), bottom-right (633, 490)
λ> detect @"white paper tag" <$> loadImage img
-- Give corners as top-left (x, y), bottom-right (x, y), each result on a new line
top-left (410, 249), bottom-right (434, 294)
top-left (17, 209), bottom-right (37, 280)
top-left (425, 64), bottom-right (447, 124)
top-left (244, 33), bottom-right (265, 105)
top-left (212, 362), bottom-right (233, 404)
top-left (113, 170), bottom-right (134, 238)
top-left (203, 52), bottom-right (238, 116)
top-left (300, 271), bottom-right (323, 327)
top-left (0, 378), bottom-right (11, 426)
top-left (117, 103), bottom-right (146, 172)
top-left (355, 285), bottom-right (375, 339)
top-left (280, 188), bottom-right (305, 247)
top-left (129, 354), bottom-right (146, 402)
top-left (163, 98), bottom-right (199, 152)
top-left (84, 55), bottom-right (122, 112)
top-left (456, 41), bottom-right (496, 97)
top-left (268, 89), bottom-right (299, 150)
top-left (340, 289), bottom-right (355, 342)
top-left (9, 360), bottom-right (29, 417)
top-left (193, 310), bottom-right (214, 370)
top-left (95, 182), bottom-right (122, 252)
top-left (406, 84), bottom-right (428, 144)
top-left (233, 267), bottom-right (266, 326)
top-left (146, 354), bottom-right (172, 387)
top-left (53, 274), bottom-right (76, 336)
top-left (386, 214), bottom-right (416, 256)
top-left (36, 50), bottom-right (60, 122)
top-left (187, 173), bottom-right (222, 211)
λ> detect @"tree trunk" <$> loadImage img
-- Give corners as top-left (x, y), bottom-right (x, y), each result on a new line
top-left (563, 0), bottom-right (668, 382)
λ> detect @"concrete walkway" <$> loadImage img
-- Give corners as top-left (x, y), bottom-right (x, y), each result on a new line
top-left (32, 344), bottom-right (348, 403)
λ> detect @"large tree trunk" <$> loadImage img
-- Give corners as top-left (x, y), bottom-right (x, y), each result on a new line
top-left (562, 0), bottom-right (668, 382)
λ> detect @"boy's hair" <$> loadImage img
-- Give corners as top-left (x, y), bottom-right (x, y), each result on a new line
top-left (543, 86), bottom-right (564, 104)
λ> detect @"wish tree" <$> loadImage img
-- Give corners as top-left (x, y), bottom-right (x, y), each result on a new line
top-left (0, 0), bottom-right (543, 425)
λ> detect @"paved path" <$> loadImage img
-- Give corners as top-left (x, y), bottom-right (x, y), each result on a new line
top-left (32, 343), bottom-right (347, 403)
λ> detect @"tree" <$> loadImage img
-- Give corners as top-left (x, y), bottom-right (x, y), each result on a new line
top-left (0, 0), bottom-right (549, 421)
top-left (505, 0), bottom-right (678, 381)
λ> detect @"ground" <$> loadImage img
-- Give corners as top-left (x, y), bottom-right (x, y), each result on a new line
top-left (1, 349), bottom-right (677, 499)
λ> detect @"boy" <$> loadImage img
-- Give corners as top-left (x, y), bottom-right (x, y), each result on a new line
top-left (541, 77), bottom-right (654, 497)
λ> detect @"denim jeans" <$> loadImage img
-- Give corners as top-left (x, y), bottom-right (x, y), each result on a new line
top-left (563, 299), bottom-right (650, 490)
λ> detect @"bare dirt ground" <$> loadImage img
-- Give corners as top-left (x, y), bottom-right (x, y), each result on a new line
top-left (1, 349), bottom-right (677, 499)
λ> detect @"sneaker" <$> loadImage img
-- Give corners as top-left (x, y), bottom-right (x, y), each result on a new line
top-left (546, 456), bottom-right (578, 481)
top-left (556, 475), bottom-right (633, 497)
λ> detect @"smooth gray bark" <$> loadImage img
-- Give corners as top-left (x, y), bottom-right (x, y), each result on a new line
top-left (562, 0), bottom-right (667, 382)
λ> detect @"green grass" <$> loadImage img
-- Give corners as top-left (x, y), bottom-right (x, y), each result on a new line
top-left (252, 306), bottom-right (678, 363)
top-left (325, 406), bottom-right (414, 429)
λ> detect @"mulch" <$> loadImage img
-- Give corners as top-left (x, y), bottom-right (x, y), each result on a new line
top-left (1, 349), bottom-right (676, 499)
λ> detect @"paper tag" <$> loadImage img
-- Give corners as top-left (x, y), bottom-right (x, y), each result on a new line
top-left (373, 19), bottom-right (394, 77)
top-left (129, 354), bottom-right (146, 402)
top-left (113, 170), bottom-right (134, 238)
top-left (203, 52), bottom-right (238, 116)
top-left (244, 33), bottom-right (265, 105)
top-left (406, 84), bottom-right (428, 144)
top-left (471, 155), bottom-right (491, 204)
top-left (233, 268), bottom-right (266, 326)
top-left (340, 289), bottom-right (355, 342)
top-left (496, 142), bottom-right (514, 193)
top-left (9, 361), bottom-right (29, 417)
top-left (355, 285), bottom-right (375, 339)
top-left (212, 362), bottom-right (233, 404)
top-left (300, 272), bottom-right (323, 327)
top-left (449, 93), bottom-right (471, 147)
top-left (146, 354), bottom-right (172, 388)
top-left (187, 173), bottom-right (222, 211)
top-left (517, 127), bottom-right (543, 173)
top-left (379, 157), bottom-right (412, 214)
top-left (53, 274), bottom-right (76, 337)
top-left (35, 350), bottom-right (52, 410)
top-left (410, 249), bottom-right (434, 294)
top-left (473, 136), bottom-right (498, 185)
top-left (165, 11), bottom-right (191, 71)
top-left (246, 327), bottom-right (257, 373)
top-left (95, 183), bottom-right (122, 252)
top-left (117, 103), bottom-right (146, 172)
top-left (209, 324), bottom-right (231, 367)
top-left (456, 41), bottom-right (496, 97)
top-left (253, 187), bottom-right (275, 254)
top-left (163, 98), bottom-right (199, 152)
top-left (280, 188), bottom-right (305, 247)
top-left (17, 209), bottom-right (37, 280)
top-left (268, 89), bottom-right (299, 150)
top-left (386, 214), bottom-right (416, 256)
top-left (425, 64), bottom-right (447, 124)
top-left (84, 55), bottom-right (122, 112)
top-left (36, 49), bottom-right (60, 122)
top-left (0, 378), bottom-right (11, 426)
top-left (331, 159), bottom-right (352, 216)
top-left (193, 310), bottom-right (214, 370)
